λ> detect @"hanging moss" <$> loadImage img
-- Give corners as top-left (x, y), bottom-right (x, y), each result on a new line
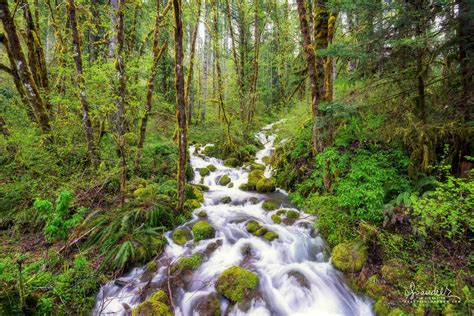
top-left (215, 266), bottom-right (259, 302)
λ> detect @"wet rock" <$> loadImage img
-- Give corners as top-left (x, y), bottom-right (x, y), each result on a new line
top-left (262, 200), bottom-right (277, 211)
top-left (205, 240), bottom-right (222, 255)
top-left (218, 175), bottom-right (231, 186)
top-left (286, 210), bottom-right (299, 219)
top-left (196, 184), bottom-right (209, 191)
top-left (240, 243), bottom-right (253, 256)
top-left (140, 261), bottom-right (158, 282)
top-left (246, 170), bottom-right (264, 190)
top-left (171, 254), bottom-right (203, 273)
top-left (331, 241), bottom-right (367, 272)
top-left (172, 227), bottom-right (191, 245)
top-left (246, 220), bottom-right (261, 233)
top-left (207, 164), bottom-right (217, 172)
top-left (282, 218), bottom-right (296, 226)
top-left (114, 279), bottom-right (128, 287)
top-left (263, 231), bottom-right (279, 241)
top-left (199, 167), bottom-right (211, 176)
top-left (249, 197), bottom-right (259, 204)
top-left (298, 222), bottom-right (311, 229)
top-left (132, 290), bottom-right (171, 316)
top-left (198, 210), bottom-right (207, 218)
top-left (215, 266), bottom-right (259, 302)
top-left (271, 214), bottom-right (282, 224)
top-left (256, 178), bottom-right (276, 193)
top-left (276, 209), bottom-right (286, 216)
top-left (255, 227), bottom-right (268, 236)
top-left (227, 182), bottom-right (234, 188)
top-left (220, 196), bottom-right (232, 204)
top-left (288, 271), bottom-right (310, 289)
top-left (250, 163), bottom-right (265, 171)
top-left (193, 293), bottom-right (221, 316)
top-left (239, 183), bottom-right (249, 191)
top-left (224, 158), bottom-right (240, 167)
top-left (192, 221), bottom-right (215, 241)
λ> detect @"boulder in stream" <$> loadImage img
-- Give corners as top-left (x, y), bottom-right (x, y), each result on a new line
top-left (171, 254), bottom-right (203, 273)
top-left (218, 175), bottom-right (231, 186)
top-left (215, 266), bottom-right (259, 302)
top-left (220, 196), bottom-right (232, 204)
top-left (132, 290), bottom-right (171, 316)
top-left (256, 177), bottom-right (276, 193)
top-left (224, 157), bottom-right (240, 167)
top-left (193, 293), bottom-right (221, 316)
top-left (172, 227), bottom-right (191, 245)
top-left (207, 164), bottom-right (217, 171)
top-left (262, 200), bottom-right (277, 211)
top-left (192, 221), bottom-right (215, 241)
top-left (199, 167), bottom-right (211, 176)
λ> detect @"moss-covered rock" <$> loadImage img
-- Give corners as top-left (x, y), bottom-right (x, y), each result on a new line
top-left (218, 175), bottom-right (231, 186)
top-left (262, 156), bottom-right (272, 164)
top-left (250, 163), bottom-right (265, 171)
top-left (194, 293), bottom-right (221, 316)
top-left (256, 178), bottom-right (276, 193)
top-left (172, 228), bottom-right (190, 245)
top-left (220, 196), bottom-right (231, 204)
top-left (286, 210), bottom-right (299, 219)
top-left (184, 199), bottom-right (201, 210)
top-left (192, 221), bottom-right (215, 241)
top-left (255, 227), bottom-right (268, 236)
top-left (364, 275), bottom-right (384, 298)
top-left (224, 158), bottom-right (240, 167)
top-left (331, 241), bottom-right (367, 272)
top-left (207, 164), bottom-right (217, 172)
top-left (197, 184), bottom-right (209, 191)
top-left (198, 210), bottom-right (207, 218)
top-left (172, 254), bottom-right (203, 273)
top-left (239, 183), bottom-right (249, 191)
top-left (132, 290), bottom-right (171, 316)
top-left (263, 231), bottom-right (279, 241)
top-left (262, 200), bottom-right (277, 211)
top-left (215, 266), bottom-right (259, 302)
top-left (381, 259), bottom-right (409, 285)
top-left (271, 214), bottom-right (282, 224)
top-left (247, 170), bottom-right (264, 190)
top-left (276, 209), bottom-right (286, 216)
top-left (246, 220), bottom-right (261, 233)
top-left (199, 167), bottom-right (211, 176)
top-left (249, 197), bottom-right (259, 204)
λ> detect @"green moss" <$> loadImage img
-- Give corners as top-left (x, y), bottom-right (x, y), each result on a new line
top-left (215, 266), bottom-right (259, 302)
top-left (331, 241), bottom-right (367, 272)
top-left (286, 210), bottom-right (299, 219)
top-left (132, 290), bottom-right (171, 316)
top-left (194, 293), bottom-right (221, 316)
top-left (185, 199), bottom-right (201, 210)
top-left (224, 158), bottom-right (240, 167)
top-left (199, 168), bottom-right (211, 176)
top-left (276, 209), bottom-right (287, 216)
top-left (247, 170), bottom-right (264, 190)
top-left (256, 178), bottom-right (276, 193)
top-left (250, 163), bottom-right (265, 171)
top-left (172, 228), bottom-right (189, 245)
top-left (262, 200), bottom-right (277, 211)
top-left (220, 196), bottom-right (231, 204)
top-left (388, 308), bottom-right (406, 316)
top-left (219, 175), bottom-right (231, 186)
top-left (239, 183), bottom-right (249, 191)
top-left (271, 214), bottom-right (282, 224)
top-left (373, 298), bottom-right (390, 316)
top-left (381, 259), bottom-right (409, 285)
top-left (172, 254), bottom-right (203, 273)
top-left (197, 184), bottom-right (209, 191)
top-left (198, 210), bottom-right (207, 218)
top-left (262, 156), bottom-right (272, 164)
top-left (207, 164), bottom-right (217, 171)
top-left (263, 231), bottom-right (279, 241)
top-left (365, 275), bottom-right (384, 298)
top-left (255, 227), bottom-right (268, 236)
top-left (192, 221), bottom-right (215, 241)
top-left (193, 186), bottom-right (204, 202)
top-left (246, 220), bottom-right (261, 233)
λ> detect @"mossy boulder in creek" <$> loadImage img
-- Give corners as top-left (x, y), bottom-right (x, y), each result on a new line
top-left (207, 164), bottom-right (217, 172)
top-left (220, 196), bottom-right (232, 204)
top-left (256, 178), bottom-right (276, 193)
top-left (224, 157), bottom-right (240, 167)
top-left (239, 183), bottom-right (249, 191)
top-left (132, 290), bottom-right (171, 316)
top-left (218, 175), bottom-right (231, 186)
top-left (262, 200), bottom-right (277, 211)
top-left (193, 293), bottom-right (221, 316)
top-left (262, 156), bottom-right (272, 164)
top-left (286, 210), bottom-right (299, 219)
top-left (246, 220), bottom-right (261, 233)
top-left (172, 228), bottom-right (191, 245)
top-left (215, 266), bottom-right (259, 302)
top-left (271, 214), bottom-right (282, 224)
top-left (263, 231), bottom-right (279, 241)
top-left (255, 227), bottom-right (268, 236)
top-left (199, 167), bottom-right (211, 176)
top-left (197, 210), bottom-right (207, 218)
top-left (246, 170), bottom-right (264, 190)
top-left (250, 163), bottom-right (265, 171)
top-left (331, 241), bottom-right (367, 272)
top-left (184, 199), bottom-right (201, 210)
top-left (192, 221), bottom-right (215, 241)
top-left (172, 254), bottom-right (203, 273)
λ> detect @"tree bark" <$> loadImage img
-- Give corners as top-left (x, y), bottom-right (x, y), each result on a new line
top-left (201, 7), bottom-right (210, 124)
top-left (67, 0), bottom-right (97, 166)
top-left (458, 0), bottom-right (473, 123)
top-left (247, 0), bottom-right (262, 124)
top-left (173, 0), bottom-right (188, 212)
top-left (0, 0), bottom-right (51, 133)
top-left (295, 0), bottom-right (323, 152)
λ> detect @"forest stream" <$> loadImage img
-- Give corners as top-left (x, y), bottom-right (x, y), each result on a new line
top-left (92, 122), bottom-right (373, 316)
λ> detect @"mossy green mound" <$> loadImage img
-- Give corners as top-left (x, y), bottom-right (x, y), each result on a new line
top-left (381, 259), bottom-right (409, 285)
top-left (224, 158), bottom-right (240, 167)
top-left (215, 266), bottom-right (259, 302)
top-left (172, 254), bottom-right (203, 273)
top-left (256, 178), bottom-right (276, 193)
top-left (246, 170), bottom-right (264, 190)
top-left (262, 156), bottom-right (272, 164)
top-left (219, 175), bottom-right (231, 186)
top-left (262, 200), bottom-right (277, 211)
top-left (197, 184), bottom-right (210, 191)
top-left (220, 196), bottom-right (231, 204)
top-left (192, 221), bottom-right (215, 241)
top-left (172, 228), bottom-right (190, 245)
top-left (132, 290), bottom-right (171, 316)
top-left (263, 231), bottom-right (279, 241)
top-left (239, 183), bottom-right (249, 191)
top-left (184, 199), bottom-right (201, 210)
top-left (250, 163), bottom-right (265, 171)
top-left (246, 220), bottom-right (261, 233)
top-left (207, 164), bottom-right (217, 171)
top-left (271, 214), bottom-right (282, 224)
top-left (255, 227), bottom-right (268, 236)
top-left (198, 210), bottom-right (207, 218)
top-left (286, 210), bottom-right (299, 219)
top-left (331, 241), bottom-right (367, 272)
top-left (199, 167), bottom-right (211, 176)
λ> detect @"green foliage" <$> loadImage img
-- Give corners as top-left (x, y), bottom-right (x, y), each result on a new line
top-left (34, 191), bottom-right (86, 241)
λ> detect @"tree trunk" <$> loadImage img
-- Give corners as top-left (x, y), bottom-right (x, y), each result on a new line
top-left (0, 0), bottom-right (51, 133)
top-left (247, 0), bottom-right (262, 125)
top-left (67, 0), bottom-right (97, 166)
top-left (201, 9), bottom-right (210, 124)
top-left (135, 0), bottom-right (170, 170)
top-left (295, 0), bottom-right (323, 152)
top-left (173, 0), bottom-right (188, 212)
top-left (458, 0), bottom-right (473, 123)
top-left (313, 0), bottom-right (329, 101)
top-left (186, 0), bottom-right (202, 125)
top-left (324, 12), bottom-right (337, 102)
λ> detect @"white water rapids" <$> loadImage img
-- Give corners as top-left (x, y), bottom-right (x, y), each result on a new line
top-left (93, 122), bottom-right (373, 315)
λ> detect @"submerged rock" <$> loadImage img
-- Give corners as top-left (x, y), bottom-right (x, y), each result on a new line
top-left (331, 241), bottom-right (367, 272)
top-left (287, 270), bottom-right (310, 289)
top-left (192, 221), bottom-right (215, 241)
top-left (249, 197), bottom-right (259, 204)
top-left (132, 290), bottom-right (171, 316)
top-left (215, 266), bottom-right (259, 302)
top-left (193, 293), bottom-right (221, 316)
top-left (220, 196), bottom-right (232, 204)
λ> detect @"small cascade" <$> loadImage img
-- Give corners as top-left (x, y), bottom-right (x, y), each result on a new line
top-left (92, 122), bottom-right (373, 316)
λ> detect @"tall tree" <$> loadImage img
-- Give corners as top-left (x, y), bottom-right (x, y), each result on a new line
top-left (173, 0), bottom-right (188, 212)
top-left (67, 0), bottom-right (97, 166)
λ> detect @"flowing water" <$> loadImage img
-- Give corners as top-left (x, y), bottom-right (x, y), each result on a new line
top-left (93, 122), bottom-right (373, 316)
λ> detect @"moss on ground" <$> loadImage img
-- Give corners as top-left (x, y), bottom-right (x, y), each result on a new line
top-left (331, 241), bottom-right (367, 272)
